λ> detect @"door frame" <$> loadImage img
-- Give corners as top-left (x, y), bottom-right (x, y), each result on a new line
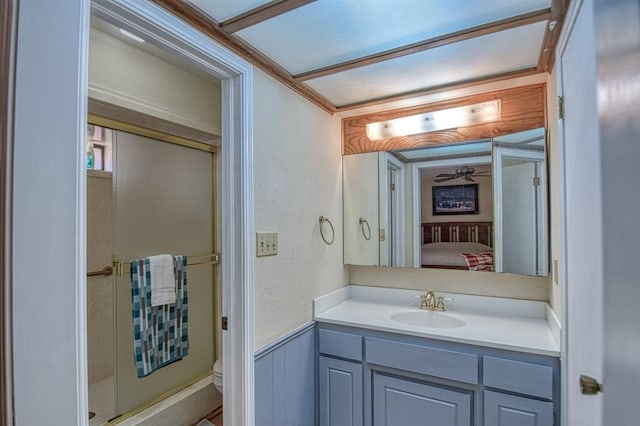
top-left (1, 0), bottom-right (14, 423)
top-left (91, 1), bottom-right (255, 423)
top-left (9, 0), bottom-right (254, 424)
top-left (555, 0), bottom-right (597, 425)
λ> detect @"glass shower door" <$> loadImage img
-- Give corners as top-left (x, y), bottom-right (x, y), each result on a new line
top-left (113, 130), bottom-right (215, 415)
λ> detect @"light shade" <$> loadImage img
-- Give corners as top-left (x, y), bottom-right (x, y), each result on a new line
top-left (366, 100), bottom-right (501, 140)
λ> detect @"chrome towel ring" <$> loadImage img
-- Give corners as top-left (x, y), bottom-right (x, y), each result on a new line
top-left (319, 216), bottom-right (335, 245)
top-left (359, 218), bottom-right (371, 240)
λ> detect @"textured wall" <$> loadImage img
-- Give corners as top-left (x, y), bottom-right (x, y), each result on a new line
top-left (253, 70), bottom-right (347, 349)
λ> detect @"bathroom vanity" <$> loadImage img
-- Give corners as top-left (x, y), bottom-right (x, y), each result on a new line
top-left (314, 286), bottom-right (561, 426)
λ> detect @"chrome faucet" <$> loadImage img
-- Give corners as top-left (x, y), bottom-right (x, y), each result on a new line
top-left (419, 291), bottom-right (449, 311)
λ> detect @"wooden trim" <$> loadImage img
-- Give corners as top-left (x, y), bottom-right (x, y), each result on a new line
top-left (152, 0), bottom-right (336, 115)
top-left (336, 68), bottom-right (542, 112)
top-left (220, 0), bottom-right (316, 33)
top-left (0, 0), bottom-right (11, 421)
top-left (537, 0), bottom-right (570, 72)
top-left (343, 84), bottom-right (546, 155)
top-left (295, 9), bottom-right (551, 82)
top-left (204, 404), bottom-right (224, 422)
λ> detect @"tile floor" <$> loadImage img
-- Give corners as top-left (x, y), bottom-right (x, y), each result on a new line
top-left (88, 376), bottom-right (115, 426)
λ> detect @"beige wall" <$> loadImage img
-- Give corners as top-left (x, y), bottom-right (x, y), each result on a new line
top-left (89, 28), bottom-right (221, 136)
top-left (253, 70), bottom-right (348, 349)
top-left (350, 266), bottom-right (549, 301)
top-left (547, 67), bottom-right (563, 319)
top-left (421, 165), bottom-right (493, 223)
top-left (87, 172), bottom-right (114, 385)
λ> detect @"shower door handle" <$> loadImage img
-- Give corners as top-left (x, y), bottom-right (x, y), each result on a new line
top-left (87, 266), bottom-right (114, 277)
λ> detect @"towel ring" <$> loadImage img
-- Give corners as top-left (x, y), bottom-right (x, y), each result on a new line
top-left (359, 218), bottom-right (371, 241)
top-left (319, 216), bottom-right (335, 245)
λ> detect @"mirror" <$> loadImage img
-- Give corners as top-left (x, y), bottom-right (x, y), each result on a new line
top-left (342, 128), bottom-right (548, 277)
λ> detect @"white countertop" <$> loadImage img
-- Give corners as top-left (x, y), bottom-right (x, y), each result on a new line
top-left (314, 286), bottom-right (561, 357)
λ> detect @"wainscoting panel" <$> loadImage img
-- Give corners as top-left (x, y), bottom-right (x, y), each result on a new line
top-left (255, 322), bottom-right (316, 426)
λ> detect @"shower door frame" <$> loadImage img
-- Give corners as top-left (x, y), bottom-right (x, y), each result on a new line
top-left (90, 1), bottom-right (256, 424)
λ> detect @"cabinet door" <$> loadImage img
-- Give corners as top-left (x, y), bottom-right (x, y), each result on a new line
top-left (319, 356), bottom-right (363, 426)
top-left (373, 374), bottom-right (471, 426)
top-left (484, 391), bottom-right (553, 426)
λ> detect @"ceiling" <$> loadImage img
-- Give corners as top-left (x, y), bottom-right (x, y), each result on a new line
top-left (154, 0), bottom-right (567, 114)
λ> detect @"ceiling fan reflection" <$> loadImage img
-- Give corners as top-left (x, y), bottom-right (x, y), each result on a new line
top-left (434, 166), bottom-right (491, 183)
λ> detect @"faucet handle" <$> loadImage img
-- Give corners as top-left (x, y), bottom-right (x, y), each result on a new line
top-left (435, 296), bottom-right (454, 311)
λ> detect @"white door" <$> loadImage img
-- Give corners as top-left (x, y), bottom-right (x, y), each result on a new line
top-left (559, 0), bottom-right (604, 424)
top-left (494, 148), bottom-right (546, 276)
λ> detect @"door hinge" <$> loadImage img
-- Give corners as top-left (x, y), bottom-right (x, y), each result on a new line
top-left (558, 96), bottom-right (565, 120)
top-left (390, 183), bottom-right (395, 191)
top-left (533, 177), bottom-right (541, 186)
top-left (221, 316), bottom-right (228, 330)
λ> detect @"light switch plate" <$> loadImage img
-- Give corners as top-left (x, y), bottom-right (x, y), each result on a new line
top-left (256, 232), bottom-right (278, 257)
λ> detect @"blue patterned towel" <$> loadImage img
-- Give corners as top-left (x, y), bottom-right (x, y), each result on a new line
top-left (131, 255), bottom-right (189, 378)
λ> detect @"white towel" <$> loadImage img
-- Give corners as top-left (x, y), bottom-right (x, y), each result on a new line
top-left (149, 254), bottom-right (176, 306)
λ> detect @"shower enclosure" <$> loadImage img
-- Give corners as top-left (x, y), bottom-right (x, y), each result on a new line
top-left (86, 124), bottom-right (218, 423)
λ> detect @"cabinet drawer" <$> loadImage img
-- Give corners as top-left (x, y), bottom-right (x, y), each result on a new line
top-left (483, 356), bottom-right (553, 400)
top-left (319, 329), bottom-right (363, 361)
top-left (365, 338), bottom-right (478, 384)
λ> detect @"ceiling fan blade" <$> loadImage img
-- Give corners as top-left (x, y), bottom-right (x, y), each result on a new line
top-left (435, 173), bottom-right (457, 178)
top-left (434, 176), bottom-right (456, 182)
top-left (471, 174), bottom-right (492, 178)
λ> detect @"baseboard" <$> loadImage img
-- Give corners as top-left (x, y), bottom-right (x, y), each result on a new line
top-left (204, 405), bottom-right (223, 421)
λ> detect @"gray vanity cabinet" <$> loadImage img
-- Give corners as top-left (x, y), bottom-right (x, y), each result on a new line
top-left (319, 356), bottom-right (363, 426)
top-left (373, 373), bottom-right (471, 426)
top-left (317, 324), bottom-right (559, 426)
top-left (484, 391), bottom-right (553, 426)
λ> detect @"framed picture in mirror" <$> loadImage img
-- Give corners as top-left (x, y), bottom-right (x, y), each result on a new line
top-left (432, 184), bottom-right (479, 216)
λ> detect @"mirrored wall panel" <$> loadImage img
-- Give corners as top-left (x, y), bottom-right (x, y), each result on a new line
top-left (342, 128), bottom-right (548, 277)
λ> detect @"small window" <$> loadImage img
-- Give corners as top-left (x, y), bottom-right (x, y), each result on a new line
top-left (87, 124), bottom-right (113, 172)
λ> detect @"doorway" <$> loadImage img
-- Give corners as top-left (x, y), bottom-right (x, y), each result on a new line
top-left (89, 1), bottom-right (255, 422)
top-left (9, 0), bottom-right (254, 424)
top-left (85, 121), bottom-right (219, 423)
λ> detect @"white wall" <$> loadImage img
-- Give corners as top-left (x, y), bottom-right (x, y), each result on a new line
top-left (252, 70), bottom-right (347, 349)
top-left (547, 67), bottom-right (562, 318)
top-left (89, 28), bottom-right (221, 136)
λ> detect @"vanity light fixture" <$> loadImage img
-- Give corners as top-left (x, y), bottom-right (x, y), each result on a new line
top-left (366, 100), bottom-right (501, 141)
top-left (119, 28), bottom-right (145, 43)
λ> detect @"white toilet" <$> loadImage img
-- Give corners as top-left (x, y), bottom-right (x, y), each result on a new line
top-left (212, 359), bottom-right (223, 394)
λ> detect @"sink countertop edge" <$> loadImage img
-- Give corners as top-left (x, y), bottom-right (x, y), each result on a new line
top-left (314, 287), bottom-right (561, 357)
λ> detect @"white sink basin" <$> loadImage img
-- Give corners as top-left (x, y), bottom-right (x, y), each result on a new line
top-left (391, 311), bottom-right (466, 329)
